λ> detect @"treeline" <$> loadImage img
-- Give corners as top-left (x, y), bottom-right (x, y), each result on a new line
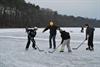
top-left (0, 0), bottom-right (100, 28)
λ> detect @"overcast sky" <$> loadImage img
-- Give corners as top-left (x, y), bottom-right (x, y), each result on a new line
top-left (25, 0), bottom-right (100, 20)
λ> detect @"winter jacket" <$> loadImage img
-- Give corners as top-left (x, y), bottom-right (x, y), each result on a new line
top-left (86, 27), bottom-right (95, 37)
top-left (43, 25), bottom-right (59, 36)
top-left (60, 31), bottom-right (70, 44)
top-left (26, 29), bottom-right (36, 38)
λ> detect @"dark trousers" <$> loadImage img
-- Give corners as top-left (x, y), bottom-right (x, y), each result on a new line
top-left (88, 34), bottom-right (94, 49)
top-left (26, 36), bottom-right (36, 49)
top-left (49, 35), bottom-right (56, 49)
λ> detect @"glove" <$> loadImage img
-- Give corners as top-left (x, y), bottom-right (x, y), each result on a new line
top-left (85, 37), bottom-right (87, 40)
top-left (85, 35), bottom-right (89, 40)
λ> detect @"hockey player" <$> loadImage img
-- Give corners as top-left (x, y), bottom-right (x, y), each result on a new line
top-left (81, 26), bottom-right (84, 33)
top-left (84, 24), bottom-right (95, 51)
top-left (59, 28), bottom-right (72, 52)
top-left (25, 27), bottom-right (38, 50)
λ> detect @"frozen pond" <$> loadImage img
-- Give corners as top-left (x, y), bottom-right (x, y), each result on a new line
top-left (0, 28), bottom-right (100, 67)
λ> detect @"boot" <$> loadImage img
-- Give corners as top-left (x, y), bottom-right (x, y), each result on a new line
top-left (90, 47), bottom-right (94, 51)
top-left (60, 51), bottom-right (64, 52)
top-left (68, 50), bottom-right (72, 53)
top-left (33, 47), bottom-right (37, 50)
top-left (86, 47), bottom-right (89, 50)
top-left (86, 47), bottom-right (90, 50)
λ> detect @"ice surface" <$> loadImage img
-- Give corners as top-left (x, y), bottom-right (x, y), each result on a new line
top-left (0, 28), bottom-right (100, 67)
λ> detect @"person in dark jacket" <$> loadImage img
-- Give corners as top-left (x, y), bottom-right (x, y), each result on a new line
top-left (42, 21), bottom-right (59, 49)
top-left (85, 24), bottom-right (95, 51)
top-left (81, 26), bottom-right (84, 33)
top-left (59, 29), bottom-right (72, 52)
top-left (25, 27), bottom-right (38, 50)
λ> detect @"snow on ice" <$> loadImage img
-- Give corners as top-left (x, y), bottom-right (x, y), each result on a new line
top-left (0, 28), bottom-right (100, 67)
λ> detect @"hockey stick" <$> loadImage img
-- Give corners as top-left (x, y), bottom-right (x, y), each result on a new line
top-left (30, 37), bottom-right (44, 52)
top-left (35, 45), bottom-right (44, 52)
top-left (25, 29), bottom-right (44, 52)
top-left (48, 44), bottom-right (61, 53)
top-left (72, 40), bottom-right (86, 50)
